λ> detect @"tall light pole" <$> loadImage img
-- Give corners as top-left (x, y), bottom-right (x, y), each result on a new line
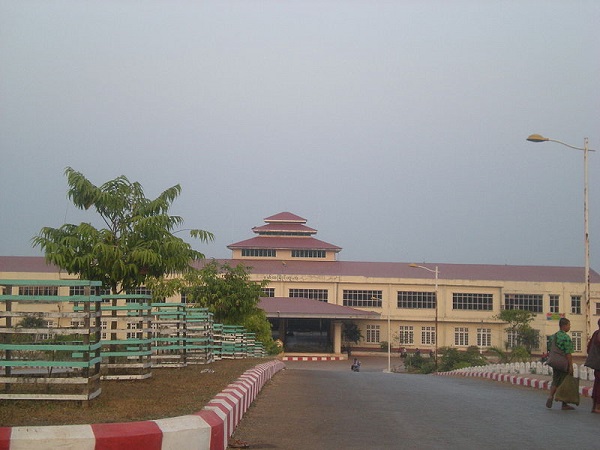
top-left (527, 134), bottom-right (595, 342)
top-left (409, 264), bottom-right (439, 371)
top-left (375, 296), bottom-right (392, 373)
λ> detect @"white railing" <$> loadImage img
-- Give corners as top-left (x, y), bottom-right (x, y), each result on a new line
top-left (452, 362), bottom-right (594, 380)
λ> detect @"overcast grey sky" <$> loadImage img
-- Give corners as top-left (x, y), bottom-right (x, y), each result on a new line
top-left (1, 1), bottom-right (599, 269)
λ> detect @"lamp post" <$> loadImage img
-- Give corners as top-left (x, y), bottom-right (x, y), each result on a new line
top-left (374, 296), bottom-right (391, 373)
top-left (387, 297), bottom-right (391, 373)
top-left (527, 134), bottom-right (595, 341)
top-left (409, 264), bottom-right (439, 371)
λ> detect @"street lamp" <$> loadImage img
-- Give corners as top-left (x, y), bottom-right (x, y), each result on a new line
top-left (409, 264), bottom-right (439, 371)
top-left (527, 134), bottom-right (596, 341)
top-left (374, 296), bottom-right (392, 373)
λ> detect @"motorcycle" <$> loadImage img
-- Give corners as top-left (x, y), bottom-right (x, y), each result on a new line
top-left (350, 359), bottom-right (361, 372)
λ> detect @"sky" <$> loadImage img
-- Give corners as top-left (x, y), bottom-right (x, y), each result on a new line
top-left (1, 1), bottom-right (599, 269)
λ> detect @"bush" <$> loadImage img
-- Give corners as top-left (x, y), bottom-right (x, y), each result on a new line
top-left (488, 345), bottom-right (531, 364)
top-left (418, 361), bottom-right (436, 374)
top-left (437, 346), bottom-right (488, 372)
top-left (404, 353), bottom-right (423, 370)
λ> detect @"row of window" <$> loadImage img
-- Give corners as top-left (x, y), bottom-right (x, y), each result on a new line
top-left (240, 249), bottom-right (327, 258)
top-left (291, 250), bottom-right (326, 258)
top-left (14, 286), bottom-right (145, 298)
top-left (13, 286), bottom-right (600, 316)
top-left (289, 289), bottom-right (329, 301)
top-left (371, 325), bottom-right (584, 351)
top-left (396, 325), bottom-right (488, 346)
top-left (261, 288), bottom-right (594, 315)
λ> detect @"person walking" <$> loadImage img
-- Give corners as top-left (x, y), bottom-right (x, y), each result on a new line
top-left (546, 318), bottom-right (575, 410)
top-left (585, 318), bottom-right (600, 414)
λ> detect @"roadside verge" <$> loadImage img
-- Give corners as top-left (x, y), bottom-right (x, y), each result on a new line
top-left (0, 360), bottom-right (286, 450)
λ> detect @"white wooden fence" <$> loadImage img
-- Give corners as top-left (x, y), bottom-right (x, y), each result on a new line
top-left (454, 361), bottom-right (594, 380)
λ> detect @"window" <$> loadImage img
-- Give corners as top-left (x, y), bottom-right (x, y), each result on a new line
top-left (571, 296), bottom-right (581, 314)
top-left (506, 330), bottom-right (518, 348)
top-left (549, 295), bottom-right (560, 314)
top-left (452, 293), bottom-right (493, 311)
top-left (291, 250), bottom-right (326, 258)
top-left (19, 286), bottom-right (59, 296)
top-left (180, 291), bottom-right (189, 303)
top-left (421, 326), bottom-right (436, 345)
top-left (454, 327), bottom-right (469, 346)
top-left (71, 320), bottom-right (84, 328)
top-left (477, 328), bottom-right (492, 347)
top-left (366, 325), bottom-right (380, 343)
top-left (241, 249), bottom-right (276, 257)
top-left (262, 288), bottom-right (275, 297)
top-left (127, 287), bottom-right (151, 296)
top-left (125, 287), bottom-right (151, 303)
top-left (127, 322), bottom-right (143, 330)
top-left (343, 290), bottom-right (382, 308)
top-left (289, 289), bottom-right (328, 302)
top-left (504, 294), bottom-right (543, 313)
top-left (397, 291), bottom-right (436, 309)
top-left (70, 286), bottom-right (86, 296)
top-left (126, 321), bottom-right (143, 339)
top-left (571, 331), bottom-right (582, 352)
top-left (399, 326), bottom-right (414, 345)
top-left (596, 302), bottom-right (600, 315)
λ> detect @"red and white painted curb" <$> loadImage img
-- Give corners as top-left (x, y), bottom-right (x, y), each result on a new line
top-left (437, 370), bottom-right (593, 398)
top-left (281, 355), bottom-right (345, 361)
top-left (0, 360), bottom-right (285, 450)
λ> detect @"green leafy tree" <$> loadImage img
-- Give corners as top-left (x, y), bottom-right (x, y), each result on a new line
top-left (342, 321), bottom-right (363, 355)
top-left (16, 315), bottom-right (46, 330)
top-left (495, 309), bottom-right (540, 354)
top-left (32, 168), bottom-right (214, 294)
top-left (183, 261), bottom-right (276, 353)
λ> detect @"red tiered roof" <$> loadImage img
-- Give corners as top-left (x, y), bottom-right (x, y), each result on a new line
top-left (228, 212), bottom-right (341, 253)
top-left (263, 212), bottom-right (306, 223)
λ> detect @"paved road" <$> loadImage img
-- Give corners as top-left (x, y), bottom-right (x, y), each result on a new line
top-left (229, 356), bottom-right (598, 449)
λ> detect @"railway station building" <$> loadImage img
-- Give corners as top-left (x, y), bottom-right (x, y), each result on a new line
top-left (2, 211), bottom-right (599, 357)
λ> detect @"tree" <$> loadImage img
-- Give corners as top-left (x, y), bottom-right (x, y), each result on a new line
top-left (183, 261), bottom-right (277, 353)
top-left (342, 321), bottom-right (363, 355)
top-left (488, 345), bottom-right (531, 364)
top-left (496, 309), bottom-right (541, 354)
top-left (32, 168), bottom-right (214, 294)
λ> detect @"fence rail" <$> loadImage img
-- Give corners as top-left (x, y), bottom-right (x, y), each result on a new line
top-left (1, 279), bottom-right (267, 403)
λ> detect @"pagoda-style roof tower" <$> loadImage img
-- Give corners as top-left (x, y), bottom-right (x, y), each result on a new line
top-left (227, 212), bottom-right (341, 261)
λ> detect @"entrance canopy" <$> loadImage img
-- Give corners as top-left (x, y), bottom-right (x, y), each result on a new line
top-left (259, 297), bottom-right (380, 320)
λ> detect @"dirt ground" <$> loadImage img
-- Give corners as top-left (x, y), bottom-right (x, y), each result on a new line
top-left (0, 358), bottom-right (268, 427)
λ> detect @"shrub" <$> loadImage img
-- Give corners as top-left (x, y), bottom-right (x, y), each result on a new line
top-left (437, 346), bottom-right (488, 372)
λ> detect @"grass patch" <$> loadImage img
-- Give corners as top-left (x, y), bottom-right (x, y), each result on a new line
top-left (0, 358), bottom-right (270, 427)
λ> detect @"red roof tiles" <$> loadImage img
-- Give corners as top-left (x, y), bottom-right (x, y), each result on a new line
top-left (1, 256), bottom-right (598, 284)
top-left (227, 236), bottom-right (342, 251)
top-left (264, 212), bottom-right (307, 223)
top-left (259, 297), bottom-right (379, 319)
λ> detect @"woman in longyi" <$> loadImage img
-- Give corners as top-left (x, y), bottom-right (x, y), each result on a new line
top-left (586, 318), bottom-right (600, 414)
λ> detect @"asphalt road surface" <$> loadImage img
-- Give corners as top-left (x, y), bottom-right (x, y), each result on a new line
top-left (229, 356), bottom-right (598, 449)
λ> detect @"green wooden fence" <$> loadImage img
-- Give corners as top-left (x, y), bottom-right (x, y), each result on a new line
top-left (0, 279), bottom-right (102, 402)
